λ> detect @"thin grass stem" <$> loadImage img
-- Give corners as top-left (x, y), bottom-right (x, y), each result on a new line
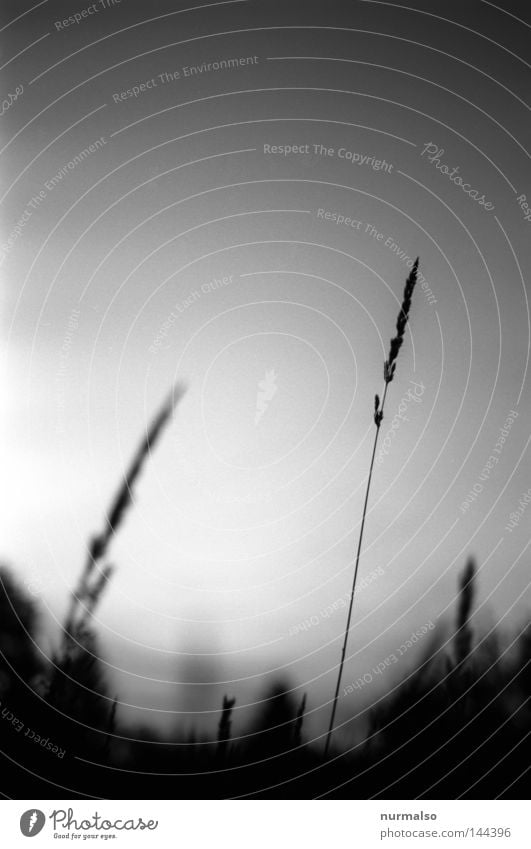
top-left (324, 260), bottom-right (418, 756)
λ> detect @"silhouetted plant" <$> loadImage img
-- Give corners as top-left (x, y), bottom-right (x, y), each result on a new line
top-left (47, 622), bottom-right (112, 751)
top-left (216, 694), bottom-right (236, 762)
top-left (102, 696), bottom-right (118, 763)
top-left (325, 260), bottom-right (419, 756)
top-left (0, 567), bottom-right (42, 701)
top-left (252, 681), bottom-right (299, 757)
top-left (61, 384), bottom-right (186, 651)
top-left (455, 557), bottom-right (476, 669)
top-left (293, 692), bottom-right (307, 746)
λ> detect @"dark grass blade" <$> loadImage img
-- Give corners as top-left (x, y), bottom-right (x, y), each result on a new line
top-left (324, 262), bottom-right (419, 756)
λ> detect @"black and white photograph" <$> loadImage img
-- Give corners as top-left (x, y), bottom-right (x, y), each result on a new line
top-left (0, 0), bottom-right (530, 837)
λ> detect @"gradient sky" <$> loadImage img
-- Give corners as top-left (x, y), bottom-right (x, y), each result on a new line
top-left (1, 0), bottom-right (530, 744)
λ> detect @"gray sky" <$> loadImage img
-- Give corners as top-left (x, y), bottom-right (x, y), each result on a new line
top-left (1, 0), bottom-right (530, 743)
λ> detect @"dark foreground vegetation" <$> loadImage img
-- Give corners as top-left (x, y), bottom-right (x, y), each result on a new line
top-left (1, 560), bottom-right (529, 799)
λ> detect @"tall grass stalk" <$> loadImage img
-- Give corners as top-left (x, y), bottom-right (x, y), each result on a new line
top-left (324, 260), bottom-right (419, 756)
top-left (293, 692), bottom-right (307, 746)
top-left (455, 557), bottom-right (476, 669)
top-left (217, 695), bottom-right (236, 762)
top-left (62, 384), bottom-right (186, 646)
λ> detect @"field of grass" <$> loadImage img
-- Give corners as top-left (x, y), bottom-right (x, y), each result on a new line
top-left (1, 265), bottom-right (528, 799)
top-left (1, 558), bottom-right (529, 799)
